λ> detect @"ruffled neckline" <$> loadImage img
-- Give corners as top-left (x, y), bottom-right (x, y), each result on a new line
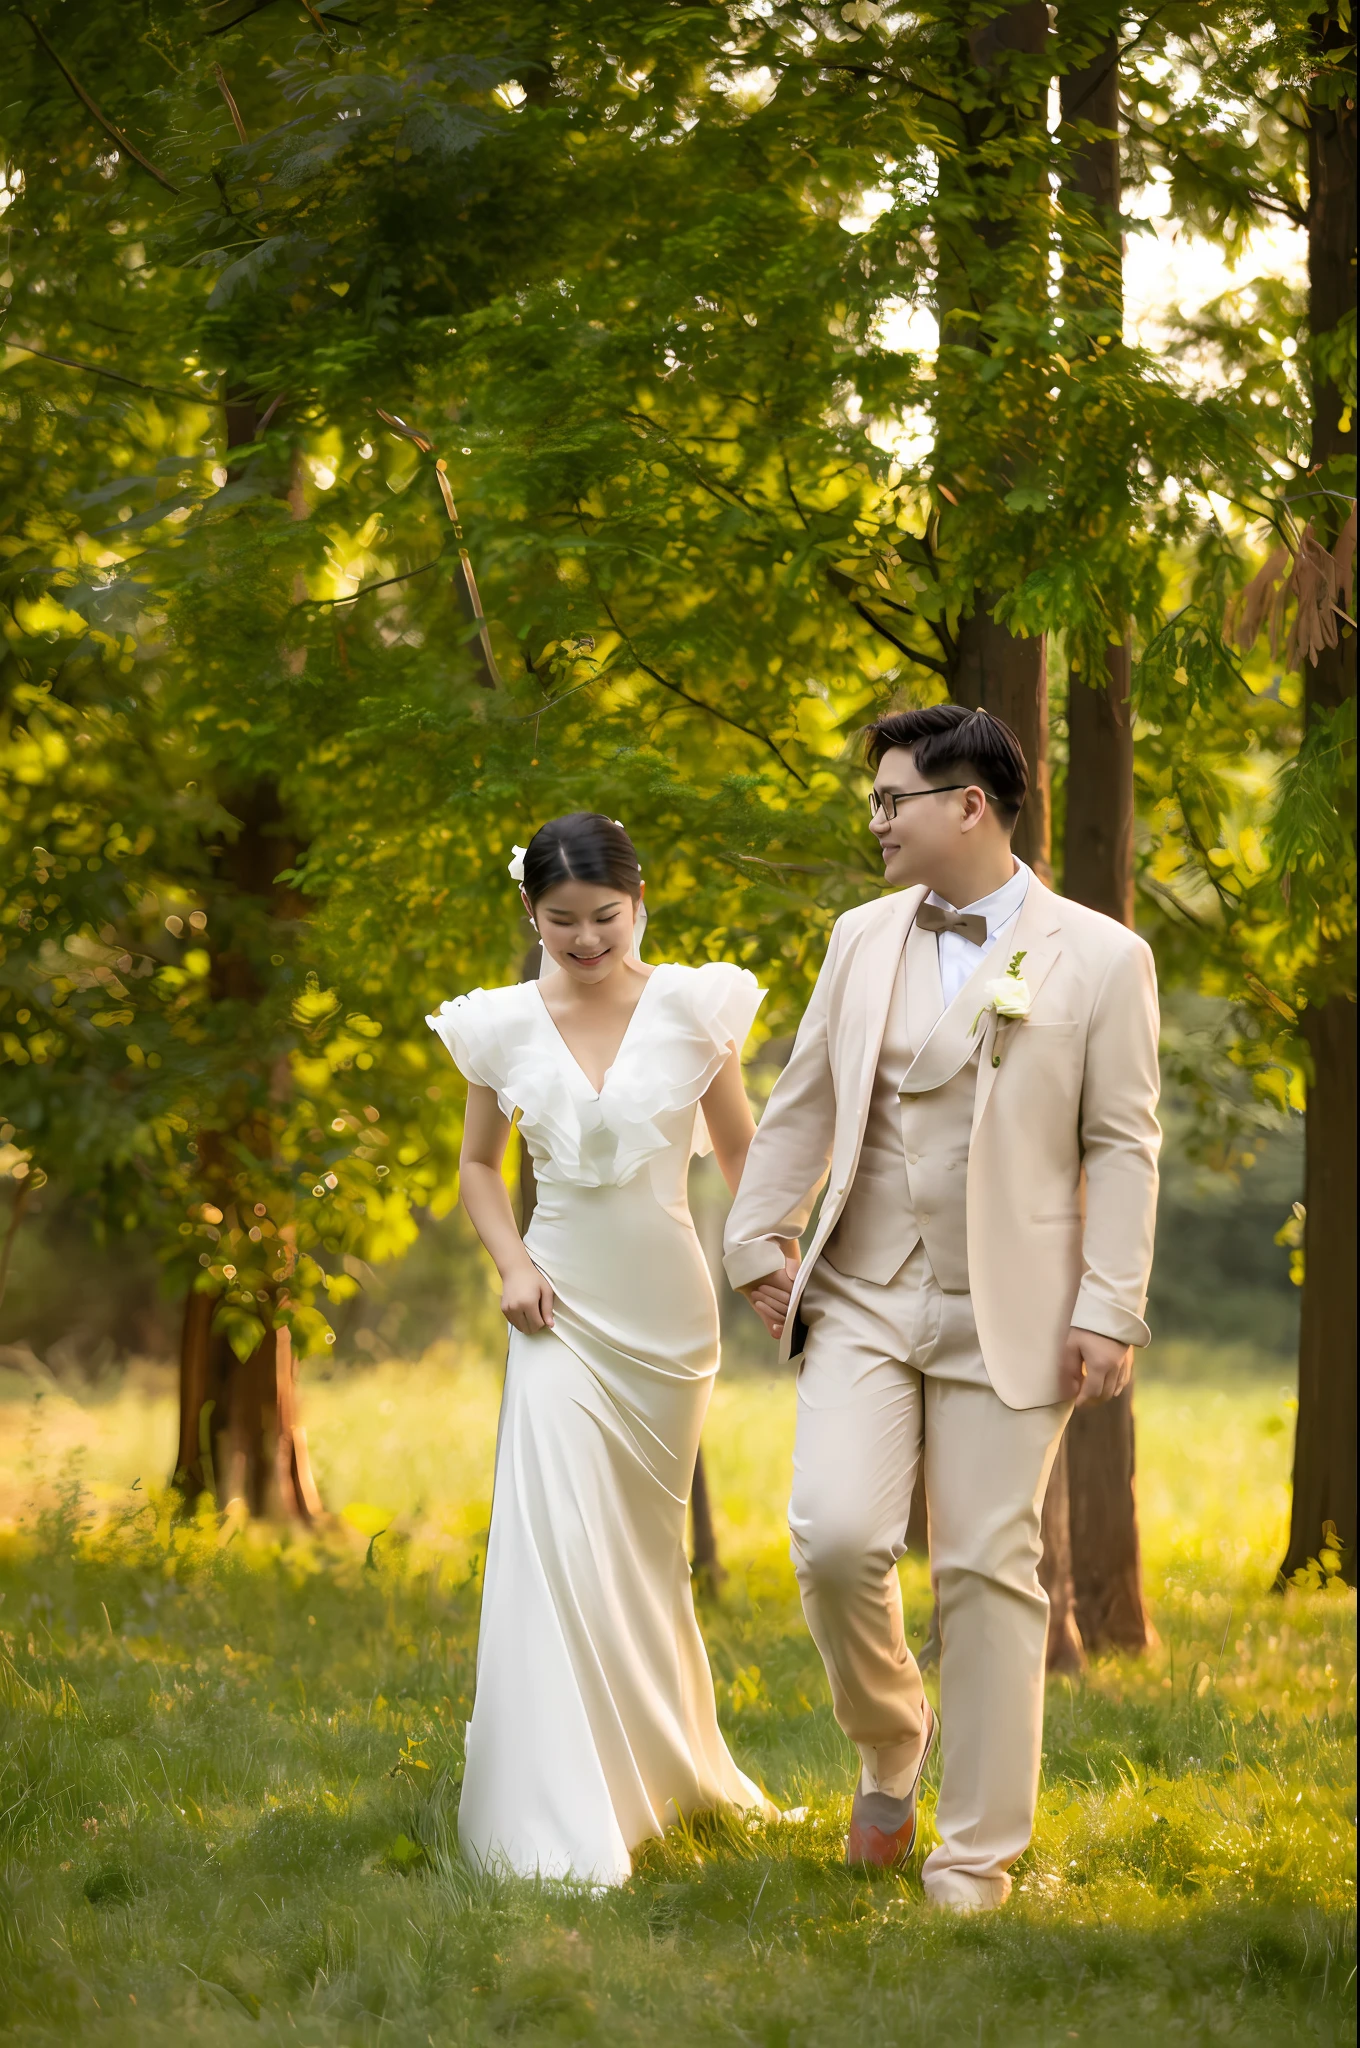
top-left (531, 968), bottom-right (663, 1100)
top-left (427, 961), bottom-right (764, 1189)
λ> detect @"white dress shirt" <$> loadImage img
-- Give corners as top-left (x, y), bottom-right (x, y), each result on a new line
top-left (925, 859), bottom-right (1032, 1008)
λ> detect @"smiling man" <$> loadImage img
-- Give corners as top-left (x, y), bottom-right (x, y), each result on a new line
top-left (724, 704), bottom-right (1161, 1911)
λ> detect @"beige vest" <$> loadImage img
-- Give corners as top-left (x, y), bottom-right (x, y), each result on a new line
top-left (824, 918), bottom-right (982, 1291)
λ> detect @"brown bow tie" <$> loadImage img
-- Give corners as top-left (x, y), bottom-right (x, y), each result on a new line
top-left (917, 903), bottom-right (988, 945)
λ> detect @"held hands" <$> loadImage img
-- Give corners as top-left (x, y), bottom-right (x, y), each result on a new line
top-left (501, 1259), bottom-right (555, 1336)
top-left (1061, 1326), bottom-right (1133, 1406)
top-left (741, 1250), bottom-right (800, 1342)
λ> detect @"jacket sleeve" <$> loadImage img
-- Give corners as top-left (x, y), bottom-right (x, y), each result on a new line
top-left (723, 922), bottom-right (843, 1291)
top-left (1073, 935), bottom-right (1161, 1346)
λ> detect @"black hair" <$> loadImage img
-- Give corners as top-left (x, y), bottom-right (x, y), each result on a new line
top-left (865, 704), bottom-right (1028, 826)
top-left (520, 812), bottom-right (643, 906)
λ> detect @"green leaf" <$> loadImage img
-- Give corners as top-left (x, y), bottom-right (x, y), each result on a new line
top-left (380, 1833), bottom-right (427, 1873)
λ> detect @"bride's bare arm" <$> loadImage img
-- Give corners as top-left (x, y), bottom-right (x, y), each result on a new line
top-left (459, 1083), bottom-right (555, 1333)
top-left (701, 1051), bottom-right (800, 1339)
top-left (700, 1050), bottom-right (757, 1196)
top-left (701, 1052), bottom-right (799, 1240)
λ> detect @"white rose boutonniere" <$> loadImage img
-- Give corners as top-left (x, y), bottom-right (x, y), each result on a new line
top-left (973, 950), bottom-right (1031, 1067)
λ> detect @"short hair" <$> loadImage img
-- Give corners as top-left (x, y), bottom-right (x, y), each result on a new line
top-left (865, 704), bottom-right (1028, 826)
top-left (521, 812), bottom-right (643, 906)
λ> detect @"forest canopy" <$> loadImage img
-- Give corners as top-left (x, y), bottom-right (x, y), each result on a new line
top-left (1, 1), bottom-right (1354, 1572)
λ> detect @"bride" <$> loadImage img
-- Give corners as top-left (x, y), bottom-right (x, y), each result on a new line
top-left (427, 811), bottom-right (780, 1884)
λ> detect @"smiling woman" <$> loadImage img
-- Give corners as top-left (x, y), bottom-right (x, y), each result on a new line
top-left (518, 813), bottom-right (651, 1087)
top-left (422, 812), bottom-right (782, 1885)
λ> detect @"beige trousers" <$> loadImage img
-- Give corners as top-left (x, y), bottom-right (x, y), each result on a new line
top-left (790, 1246), bottom-right (1070, 1899)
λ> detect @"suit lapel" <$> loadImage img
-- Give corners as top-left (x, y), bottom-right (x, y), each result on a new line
top-left (970, 877), bottom-right (1064, 1130)
top-left (897, 941), bottom-right (999, 1096)
top-left (785, 890), bottom-right (919, 1354)
top-left (844, 888), bottom-right (922, 1119)
top-left (903, 914), bottom-right (943, 1056)
top-left (835, 897), bottom-right (917, 1171)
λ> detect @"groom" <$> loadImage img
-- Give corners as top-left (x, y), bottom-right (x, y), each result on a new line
top-left (724, 704), bottom-right (1160, 1912)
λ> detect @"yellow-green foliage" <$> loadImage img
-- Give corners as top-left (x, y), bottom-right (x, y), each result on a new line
top-left (0, 1361), bottom-right (1353, 2044)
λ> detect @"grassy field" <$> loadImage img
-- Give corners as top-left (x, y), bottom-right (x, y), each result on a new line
top-left (0, 1349), bottom-right (1353, 2046)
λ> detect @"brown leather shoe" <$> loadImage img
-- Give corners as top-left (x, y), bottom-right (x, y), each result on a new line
top-left (845, 1703), bottom-right (938, 1868)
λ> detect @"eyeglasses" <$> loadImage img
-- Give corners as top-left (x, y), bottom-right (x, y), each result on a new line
top-left (868, 784), bottom-right (996, 822)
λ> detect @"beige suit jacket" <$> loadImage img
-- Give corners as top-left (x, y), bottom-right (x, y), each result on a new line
top-left (723, 878), bottom-right (1161, 1409)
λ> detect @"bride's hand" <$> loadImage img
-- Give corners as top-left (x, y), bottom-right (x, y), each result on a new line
top-left (742, 1251), bottom-right (799, 1341)
top-left (501, 1261), bottom-right (555, 1334)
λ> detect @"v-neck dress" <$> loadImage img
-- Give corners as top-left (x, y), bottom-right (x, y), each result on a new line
top-left (427, 960), bottom-right (774, 1883)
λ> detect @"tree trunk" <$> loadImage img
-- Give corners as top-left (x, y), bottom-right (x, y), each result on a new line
top-left (174, 1283), bottom-right (225, 1499)
top-left (1060, 29), bottom-right (1134, 929)
top-left (1067, 1386), bottom-right (1155, 1650)
top-left (1285, 998), bottom-right (1358, 1579)
top-left (937, 2), bottom-right (1054, 884)
top-left (906, 1464), bottom-right (929, 1557)
top-left (952, 613), bottom-right (1052, 880)
top-left (1303, 7), bottom-right (1357, 479)
top-left (174, 1291), bottom-right (320, 1519)
top-left (1282, 8), bottom-right (1358, 1585)
top-left (1054, 25), bottom-right (1154, 1652)
top-left (0, 1180), bottom-right (29, 1317)
top-left (1038, 1430), bottom-right (1085, 1673)
top-left (222, 1323), bottom-right (324, 1521)
top-left (172, 392), bottom-right (318, 1521)
top-left (1065, 641), bottom-right (1134, 921)
top-left (1063, 637), bottom-right (1149, 1649)
top-left (690, 1445), bottom-right (725, 1594)
top-left (1059, 21), bottom-right (1133, 925)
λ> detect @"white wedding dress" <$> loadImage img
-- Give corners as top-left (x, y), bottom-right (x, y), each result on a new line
top-left (427, 960), bottom-right (776, 1884)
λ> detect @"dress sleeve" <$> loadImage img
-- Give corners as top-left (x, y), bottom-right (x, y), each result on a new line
top-left (689, 960), bottom-right (766, 1062)
top-left (425, 989), bottom-right (503, 1092)
top-left (683, 962), bottom-right (765, 1161)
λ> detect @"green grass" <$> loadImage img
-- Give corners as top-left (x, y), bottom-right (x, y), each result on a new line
top-left (0, 1355), bottom-right (1353, 2046)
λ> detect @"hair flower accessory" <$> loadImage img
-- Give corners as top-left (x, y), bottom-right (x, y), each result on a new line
top-left (973, 950), bottom-right (1031, 1067)
top-left (507, 845), bottom-right (527, 883)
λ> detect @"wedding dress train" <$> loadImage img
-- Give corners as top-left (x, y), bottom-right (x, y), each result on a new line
top-left (428, 960), bottom-right (775, 1884)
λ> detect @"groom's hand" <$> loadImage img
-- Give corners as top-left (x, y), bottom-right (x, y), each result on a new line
top-left (1062, 1326), bottom-right (1133, 1405)
top-left (741, 1253), bottom-right (799, 1341)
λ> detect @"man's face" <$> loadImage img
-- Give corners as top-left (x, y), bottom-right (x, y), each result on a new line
top-left (868, 744), bottom-right (985, 889)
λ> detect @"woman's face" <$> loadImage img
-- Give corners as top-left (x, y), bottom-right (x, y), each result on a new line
top-left (524, 879), bottom-right (641, 984)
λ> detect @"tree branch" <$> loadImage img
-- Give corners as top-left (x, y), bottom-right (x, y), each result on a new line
top-left (825, 563), bottom-right (952, 675)
top-left (211, 165), bottom-right (268, 240)
top-left (3, 338), bottom-right (207, 403)
top-left (599, 599), bottom-right (809, 786)
top-left (1137, 873), bottom-right (1212, 929)
top-left (501, 675), bottom-right (602, 722)
top-left (620, 409), bottom-right (756, 515)
top-left (1121, 114), bottom-right (1307, 227)
top-left (298, 557), bottom-right (444, 609)
top-left (862, 579), bottom-right (958, 661)
top-left (207, 0), bottom-right (361, 36)
top-left (206, 0), bottom-right (283, 36)
top-left (782, 451), bottom-right (811, 531)
top-left (21, 11), bottom-right (180, 193)
top-left (926, 611), bottom-right (957, 660)
top-left (852, 600), bottom-right (951, 676)
top-left (213, 63), bottom-right (249, 145)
